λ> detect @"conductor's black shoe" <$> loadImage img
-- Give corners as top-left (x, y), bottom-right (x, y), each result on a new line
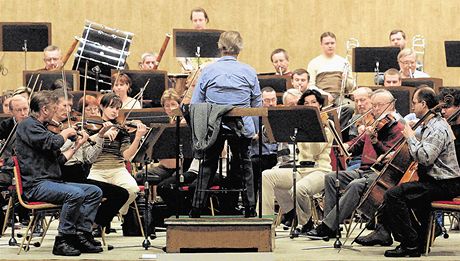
top-left (305, 223), bottom-right (336, 239)
top-left (52, 235), bottom-right (81, 256)
top-left (244, 206), bottom-right (257, 218)
top-left (384, 245), bottom-right (421, 257)
top-left (189, 207), bottom-right (201, 218)
top-left (355, 225), bottom-right (393, 246)
top-left (75, 233), bottom-right (103, 253)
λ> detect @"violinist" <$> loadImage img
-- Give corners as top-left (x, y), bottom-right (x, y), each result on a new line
top-left (262, 89), bottom-right (334, 234)
top-left (346, 87), bottom-right (373, 170)
top-left (15, 91), bottom-right (103, 256)
top-left (439, 88), bottom-right (460, 125)
top-left (78, 95), bottom-right (100, 117)
top-left (87, 93), bottom-right (147, 216)
top-left (382, 87), bottom-right (460, 257)
top-left (51, 89), bottom-right (129, 237)
top-left (111, 73), bottom-right (142, 110)
top-left (307, 89), bottom-right (405, 240)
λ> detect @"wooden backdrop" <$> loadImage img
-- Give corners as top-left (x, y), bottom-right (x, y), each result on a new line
top-left (0, 0), bottom-right (459, 93)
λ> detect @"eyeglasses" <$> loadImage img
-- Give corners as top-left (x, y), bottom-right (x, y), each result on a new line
top-left (399, 60), bottom-right (416, 66)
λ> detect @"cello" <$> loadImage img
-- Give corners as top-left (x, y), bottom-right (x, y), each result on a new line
top-left (356, 107), bottom-right (441, 219)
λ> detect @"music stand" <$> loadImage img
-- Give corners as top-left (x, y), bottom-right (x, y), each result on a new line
top-left (0, 22), bottom-right (51, 52)
top-left (23, 70), bottom-right (80, 91)
top-left (352, 47), bottom-right (400, 73)
top-left (258, 74), bottom-right (292, 93)
top-left (173, 29), bottom-right (223, 59)
top-left (445, 41), bottom-right (460, 67)
top-left (263, 106), bottom-right (327, 238)
top-left (120, 108), bottom-right (170, 125)
top-left (111, 70), bottom-right (168, 108)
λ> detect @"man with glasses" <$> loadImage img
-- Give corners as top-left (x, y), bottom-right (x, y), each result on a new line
top-left (306, 89), bottom-right (405, 239)
top-left (397, 48), bottom-right (429, 79)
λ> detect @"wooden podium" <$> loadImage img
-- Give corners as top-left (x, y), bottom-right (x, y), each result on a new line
top-left (165, 217), bottom-right (274, 253)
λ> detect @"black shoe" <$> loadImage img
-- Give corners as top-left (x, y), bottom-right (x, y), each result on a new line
top-left (244, 206), bottom-right (257, 218)
top-left (81, 231), bottom-right (102, 247)
top-left (75, 233), bottom-right (103, 253)
top-left (384, 245), bottom-right (421, 257)
top-left (189, 207), bottom-right (201, 218)
top-left (92, 226), bottom-right (102, 238)
top-left (355, 225), bottom-right (393, 246)
top-left (52, 235), bottom-right (81, 256)
top-left (305, 224), bottom-right (337, 239)
top-left (300, 218), bottom-right (315, 234)
top-left (281, 209), bottom-right (295, 227)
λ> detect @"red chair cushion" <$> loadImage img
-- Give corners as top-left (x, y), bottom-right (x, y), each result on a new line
top-left (432, 200), bottom-right (460, 205)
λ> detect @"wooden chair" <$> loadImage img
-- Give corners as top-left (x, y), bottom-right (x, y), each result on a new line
top-left (12, 156), bottom-right (61, 255)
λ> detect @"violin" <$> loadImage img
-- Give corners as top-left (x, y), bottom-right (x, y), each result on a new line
top-left (373, 113), bottom-right (397, 133)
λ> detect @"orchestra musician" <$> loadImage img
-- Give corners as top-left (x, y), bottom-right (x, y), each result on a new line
top-left (307, 32), bottom-right (355, 129)
top-left (111, 72), bottom-right (142, 109)
top-left (306, 90), bottom-right (404, 239)
top-left (1, 94), bottom-right (12, 114)
top-left (271, 48), bottom-right (291, 76)
top-left (139, 52), bottom-right (158, 70)
top-left (43, 45), bottom-right (63, 71)
top-left (87, 93), bottom-right (147, 217)
top-left (382, 87), bottom-right (460, 257)
top-left (261, 89), bottom-right (333, 234)
top-left (50, 89), bottom-right (129, 238)
top-left (389, 29), bottom-right (407, 49)
top-left (189, 30), bottom-right (262, 218)
top-left (15, 91), bottom-right (103, 256)
top-left (346, 87), bottom-right (373, 170)
top-left (383, 68), bottom-right (402, 87)
top-left (190, 7), bottom-right (209, 30)
top-left (291, 68), bottom-right (310, 93)
top-left (78, 95), bottom-right (101, 117)
top-left (397, 48), bottom-right (429, 79)
top-left (0, 95), bottom-right (29, 141)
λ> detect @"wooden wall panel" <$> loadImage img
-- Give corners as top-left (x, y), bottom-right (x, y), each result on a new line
top-left (0, 0), bottom-right (459, 93)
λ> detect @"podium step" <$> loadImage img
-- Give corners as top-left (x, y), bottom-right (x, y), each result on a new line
top-left (165, 217), bottom-right (274, 253)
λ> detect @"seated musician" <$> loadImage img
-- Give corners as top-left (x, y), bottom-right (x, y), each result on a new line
top-left (291, 68), bottom-right (310, 93)
top-left (51, 89), bottom-right (129, 237)
top-left (250, 87), bottom-right (279, 198)
top-left (15, 91), bottom-right (103, 256)
top-left (346, 87), bottom-right (373, 170)
top-left (271, 48), bottom-right (291, 76)
top-left (262, 89), bottom-right (333, 233)
top-left (307, 31), bottom-right (355, 129)
top-left (440, 88), bottom-right (460, 125)
top-left (306, 89), bottom-right (404, 239)
top-left (383, 68), bottom-right (402, 87)
top-left (78, 95), bottom-right (100, 117)
top-left (382, 87), bottom-right (460, 257)
top-left (111, 72), bottom-right (142, 109)
top-left (139, 52), bottom-right (158, 70)
top-left (42, 45), bottom-right (63, 71)
top-left (13, 86), bottom-right (31, 100)
top-left (0, 95), bottom-right (29, 141)
top-left (397, 48), bottom-right (429, 79)
top-left (1, 93), bottom-right (12, 114)
top-left (189, 31), bottom-right (262, 218)
top-left (87, 93), bottom-right (147, 217)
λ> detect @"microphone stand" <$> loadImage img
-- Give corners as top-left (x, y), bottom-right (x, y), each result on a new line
top-left (195, 46), bottom-right (201, 70)
top-left (288, 128), bottom-right (299, 238)
top-left (92, 66), bottom-right (101, 92)
top-left (22, 40), bottom-right (27, 71)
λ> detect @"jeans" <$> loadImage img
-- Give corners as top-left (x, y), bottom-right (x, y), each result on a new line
top-left (25, 180), bottom-right (102, 235)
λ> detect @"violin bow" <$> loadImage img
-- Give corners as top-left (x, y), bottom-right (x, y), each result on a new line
top-left (121, 78), bottom-right (150, 126)
top-left (80, 60), bottom-right (89, 132)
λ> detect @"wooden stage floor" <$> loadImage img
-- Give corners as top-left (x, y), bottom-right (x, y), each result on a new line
top-left (0, 218), bottom-right (459, 260)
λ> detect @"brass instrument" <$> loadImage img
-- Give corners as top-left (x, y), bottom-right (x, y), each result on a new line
top-left (412, 35), bottom-right (425, 72)
top-left (345, 38), bottom-right (359, 87)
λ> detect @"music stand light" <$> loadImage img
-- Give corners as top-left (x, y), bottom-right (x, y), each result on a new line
top-left (352, 47), bottom-right (400, 73)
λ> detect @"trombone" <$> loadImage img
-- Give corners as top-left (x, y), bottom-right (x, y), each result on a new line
top-left (412, 35), bottom-right (425, 72)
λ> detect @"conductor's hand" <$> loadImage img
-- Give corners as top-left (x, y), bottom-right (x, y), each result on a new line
top-left (60, 127), bottom-right (77, 140)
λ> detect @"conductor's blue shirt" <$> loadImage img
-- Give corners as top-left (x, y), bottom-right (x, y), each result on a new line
top-left (191, 56), bottom-right (262, 137)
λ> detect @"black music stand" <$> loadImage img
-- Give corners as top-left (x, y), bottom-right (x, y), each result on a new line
top-left (111, 70), bottom-right (168, 108)
top-left (445, 41), bottom-right (460, 67)
top-left (121, 108), bottom-right (170, 125)
top-left (0, 22), bottom-right (51, 51)
top-left (263, 106), bottom-right (327, 237)
top-left (258, 75), bottom-right (292, 93)
top-left (131, 127), bottom-right (160, 250)
top-left (353, 47), bottom-right (400, 73)
top-left (23, 70), bottom-right (80, 91)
